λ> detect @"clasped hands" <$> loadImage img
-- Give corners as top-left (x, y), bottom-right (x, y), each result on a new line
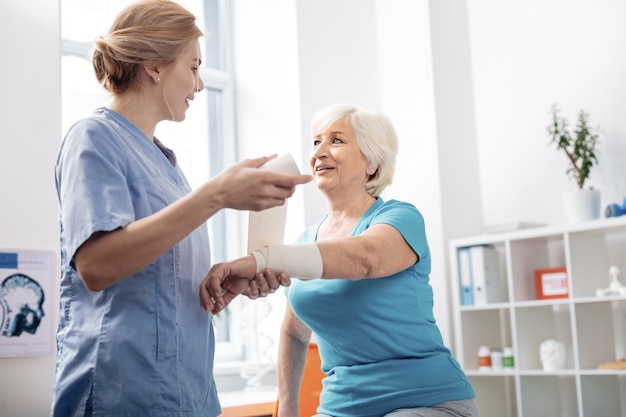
top-left (199, 254), bottom-right (289, 314)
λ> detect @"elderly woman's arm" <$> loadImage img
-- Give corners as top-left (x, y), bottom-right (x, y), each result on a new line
top-left (199, 223), bottom-right (417, 313)
top-left (275, 306), bottom-right (312, 417)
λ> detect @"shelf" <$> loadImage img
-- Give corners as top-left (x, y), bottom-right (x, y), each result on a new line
top-left (449, 217), bottom-right (626, 417)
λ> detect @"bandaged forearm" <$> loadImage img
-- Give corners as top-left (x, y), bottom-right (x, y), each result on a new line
top-left (252, 243), bottom-right (323, 280)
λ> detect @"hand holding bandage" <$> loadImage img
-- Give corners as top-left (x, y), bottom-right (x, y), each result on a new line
top-left (247, 153), bottom-right (302, 253)
top-left (248, 154), bottom-right (323, 280)
top-left (200, 242), bottom-right (325, 314)
top-left (199, 154), bottom-right (323, 314)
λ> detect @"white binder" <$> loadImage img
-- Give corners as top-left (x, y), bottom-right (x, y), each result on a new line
top-left (470, 245), bottom-right (505, 305)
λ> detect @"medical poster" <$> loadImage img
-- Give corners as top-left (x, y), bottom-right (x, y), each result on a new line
top-left (0, 249), bottom-right (55, 357)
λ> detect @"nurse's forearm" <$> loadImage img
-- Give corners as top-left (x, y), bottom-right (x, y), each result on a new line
top-left (75, 187), bottom-right (221, 291)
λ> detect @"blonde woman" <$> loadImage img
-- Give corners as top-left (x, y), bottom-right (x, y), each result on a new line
top-left (51, 1), bottom-right (310, 416)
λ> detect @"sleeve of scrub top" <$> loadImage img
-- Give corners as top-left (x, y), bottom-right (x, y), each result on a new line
top-left (56, 119), bottom-right (135, 265)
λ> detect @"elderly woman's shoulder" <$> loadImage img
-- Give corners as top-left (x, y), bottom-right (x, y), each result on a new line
top-left (381, 198), bottom-right (419, 211)
top-left (376, 199), bottom-right (424, 219)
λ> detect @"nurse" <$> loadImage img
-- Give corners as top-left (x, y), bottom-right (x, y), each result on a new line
top-left (50, 1), bottom-right (311, 416)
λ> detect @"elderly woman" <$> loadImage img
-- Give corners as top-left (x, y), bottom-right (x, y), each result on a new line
top-left (201, 104), bottom-right (479, 417)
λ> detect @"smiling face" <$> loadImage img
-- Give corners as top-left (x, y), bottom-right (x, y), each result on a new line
top-left (309, 117), bottom-right (373, 196)
top-left (159, 39), bottom-right (204, 122)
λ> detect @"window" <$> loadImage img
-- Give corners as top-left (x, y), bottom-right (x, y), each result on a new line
top-left (61, 0), bottom-right (243, 362)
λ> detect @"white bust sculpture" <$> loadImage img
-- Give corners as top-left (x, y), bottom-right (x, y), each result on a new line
top-left (540, 339), bottom-right (566, 371)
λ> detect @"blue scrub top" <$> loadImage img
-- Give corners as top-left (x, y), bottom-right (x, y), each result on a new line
top-left (52, 108), bottom-right (220, 417)
top-left (286, 198), bottom-right (474, 417)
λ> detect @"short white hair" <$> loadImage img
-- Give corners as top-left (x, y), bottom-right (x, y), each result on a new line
top-left (310, 103), bottom-right (398, 197)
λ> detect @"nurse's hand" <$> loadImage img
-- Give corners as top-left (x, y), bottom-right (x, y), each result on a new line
top-left (199, 255), bottom-right (291, 315)
top-left (244, 269), bottom-right (291, 300)
top-left (209, 155), bottom-right (312, 212)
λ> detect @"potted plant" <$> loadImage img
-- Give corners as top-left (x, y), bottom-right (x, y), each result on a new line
top-left (547, 104), bottom-right (601, 223)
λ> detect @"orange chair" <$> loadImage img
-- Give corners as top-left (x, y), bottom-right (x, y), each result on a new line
top-left (272, 342), bottom-right (325, 417)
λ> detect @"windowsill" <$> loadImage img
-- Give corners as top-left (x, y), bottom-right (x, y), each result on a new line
top-left (215, 361), bottom-right (278, 393)
top-left (219, 387), bottom-right (277, 407)
top-left (216, 365), bottom-right (278, 416)
top-left (214, 360), bottom-right (245, 377)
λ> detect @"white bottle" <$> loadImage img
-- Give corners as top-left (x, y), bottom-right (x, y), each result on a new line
top-left (491, 348), bottom-right (503, 371)
top-left (478, 346), bottom-right (491, 371)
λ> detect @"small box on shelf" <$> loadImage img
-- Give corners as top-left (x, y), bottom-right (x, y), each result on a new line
top-left (534, 267), bottom-right (568, 300)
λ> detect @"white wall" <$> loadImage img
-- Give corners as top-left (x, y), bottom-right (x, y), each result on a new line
top-left (468, 0), bottom-right (626, 226)
top-left (2, 0), bottom-right (626, 413)
top-left (0, 0), bottom-right (61, 415)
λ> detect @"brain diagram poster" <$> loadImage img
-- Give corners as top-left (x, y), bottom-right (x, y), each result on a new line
top-left (0, 249), bottom-right (54, 357)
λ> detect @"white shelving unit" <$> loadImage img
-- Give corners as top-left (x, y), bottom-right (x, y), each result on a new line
top-left (449, 216), bottom-right (626, 417)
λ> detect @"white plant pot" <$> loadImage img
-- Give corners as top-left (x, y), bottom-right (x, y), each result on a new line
top-left (562, 189), bottom-right (601, 223)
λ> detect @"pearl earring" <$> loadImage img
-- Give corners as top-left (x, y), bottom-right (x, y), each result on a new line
top-left (157, 77), bottom-right (160, 82)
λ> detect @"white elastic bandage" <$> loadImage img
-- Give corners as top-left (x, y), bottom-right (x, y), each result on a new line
top-left (252, 243), bottom-right (323, 280)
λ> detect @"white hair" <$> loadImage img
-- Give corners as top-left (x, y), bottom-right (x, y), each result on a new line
top-left (310, 103), bottom-right (398, 197)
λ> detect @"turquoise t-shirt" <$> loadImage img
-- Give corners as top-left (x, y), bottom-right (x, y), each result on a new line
top-left (286, 198), bottom-right (474, 417)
